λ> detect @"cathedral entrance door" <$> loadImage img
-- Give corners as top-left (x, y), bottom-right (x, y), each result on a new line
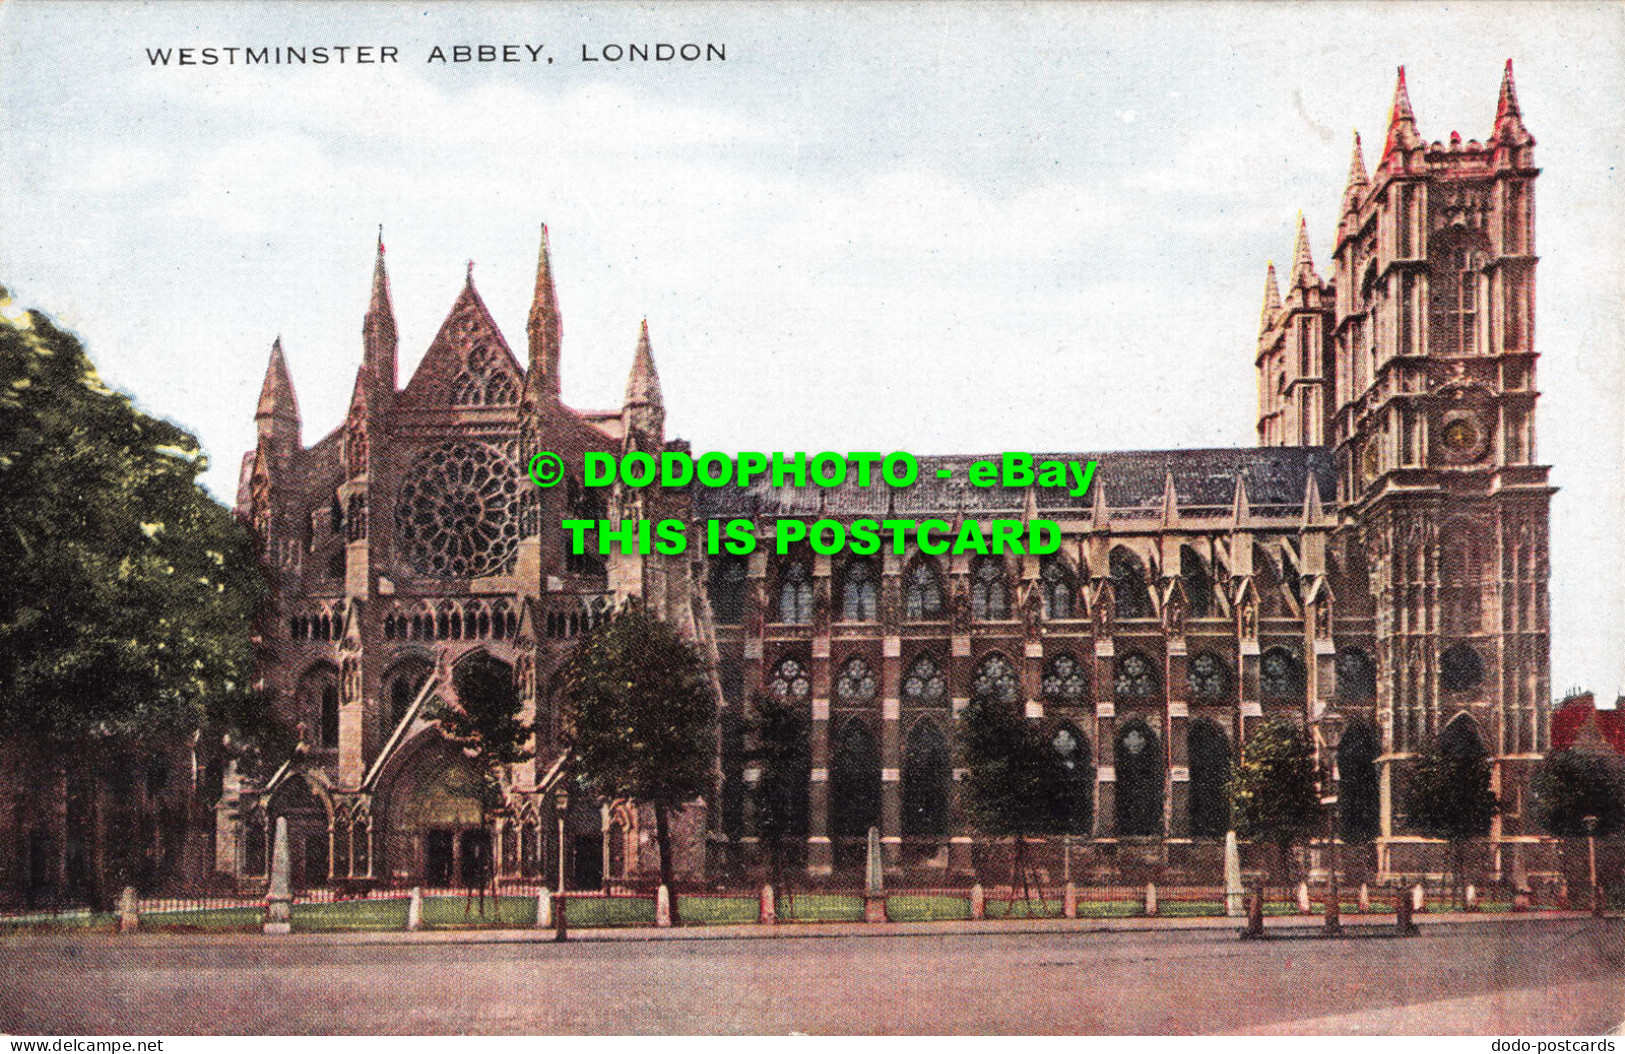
top-left (426, 829), bottom-right (456, 886)
top-left (572, 834), bottom-right (602, 890)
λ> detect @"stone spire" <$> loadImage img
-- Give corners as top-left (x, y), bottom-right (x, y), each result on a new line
top-left (362, 228), bottom-right (398, 392)
top-left (1259, 262), bottom-right (1282, 334)
top-left (526, 224), bottom-right (562, 399)
top-left (1341, 131), bottom-right (1369, 215)
top-left (1290, 214), bottom-right (1318, 288)
top-left (1230, 474), bottom-right (1251, 528)
top-left (256, 336), bottom-right (301, 446)
top-left (1160, 471), bottom-right (1180, 528)
top-left (1492, 58), bottom-right (1533, 147)
top-left (622, 319), bottom-right (665, 445)
top-left (1381, 65), bottom-right (1421, 161)
top-left (1302, 471), bottom-right (1325, 527)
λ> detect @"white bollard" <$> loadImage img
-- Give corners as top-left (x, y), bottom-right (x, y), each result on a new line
top-left (655, 884), bottom-right (673, 928)
top-left (1296, 880), bottom-right (1312, 915)
top-left (1465, 883), bottom-right (1477, 911)
top-left (1358, 882), bottom-right (1370, 914)
top-left (1412, 883), bottom-right (1426, 913)
top-left (759, 883), bottom-right (776, 925)
top-left (970, 882), bottom-right (985, 921)
top-left (406, 886), bottom-right (423, 931)
top-left (535, 886), bottom-right (552, 929)
top-left (1144, 882), bottom-right (1158, 916)
top-left (118, 886), bottom-right (140, 934)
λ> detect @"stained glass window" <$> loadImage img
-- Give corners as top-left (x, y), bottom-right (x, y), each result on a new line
top-left (1115, 652), bottom-right (1158, 697)
top-left (1260, 647), bottom-right (1305, 698)
top-left (1188, 652), bottom-right (1230, 698)
top-left (836, 657), bottom-right (878, 705)
top-left (1040, 558), bottom-right (1075, 619)
top-left (1042, 654), bottom-right (1089, 702)
top-left (768, 658), bottom-right (811, 704)
top-left (972, 653), bottom-right (1020, 705)
top-left (841, 558), bottom-right (878, 622)
top-left (394, 442), bottom-right (521, 578)
top-left (902, 655), bottom-right (947, 705)
top-left (778, 562), bottom-right (813, 624)
top-left (904, 560), bottom-right (944, 620)
top-left (971, 556), bottom-right (1010, 620)
top-left (450, 344), bottom-right (518, 406)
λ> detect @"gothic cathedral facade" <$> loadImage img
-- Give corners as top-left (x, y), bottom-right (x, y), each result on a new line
top-left (223, 63), bottom-right (1552, 889)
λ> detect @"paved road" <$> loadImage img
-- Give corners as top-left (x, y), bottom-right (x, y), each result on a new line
top-left (1, 918), bottom-right (1621, 1035)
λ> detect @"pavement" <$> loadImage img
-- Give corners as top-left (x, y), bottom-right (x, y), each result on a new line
top-left (1, 912), bottom-right (1620, 1034)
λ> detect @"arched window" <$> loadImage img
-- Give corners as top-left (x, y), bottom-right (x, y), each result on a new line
top-left (903, 559), bottom-right (944, 620)
top-left (1115, 718), bottom-right (1164, 837)
top-left (777, 561), bottom-right (814, 625)
top-left (1041, 654), bottom-right (1089, 704)
top-left (902, 655), bottom-right (948, 706)
top-left (902, 720), bottom-right (951, 838)
top-left (708, 555), bottom-right (748, 625)
top-left (840, 558), bottom-right (878, 622)
top-left (1187, 720), bottom-right (1231, 839)
top-left (768, 658), bottom-right (811, 705)
top-left (1180, 546), bottom-right (1213, 618)
top-left (1110, 547), bottom-right (1153, 619)
top-left (835, 657), bottom-right (878, 706)
top-left (387, 661), bottom-right (432, 731)
top-left (1187, 652), bottom-right (1231, 699)
top-left (1052, 724), bottom-right (1094, 835)
top-left (970, 556), bottom-right (1011, 620)
top-left (1337, 721), bottom-right (1381, 842)
top-left (1440, 642), bottom-right (1484, 694)
top-left (1336, 648), bottom-right (1376, 701)
top-left (830, 720), bottom-right (881, 840)
top-left (1260, 647), bottom-right (1305, 699)
top-left (320, 683), bottom-right (340, 749)
top-left (1114, 651), bottom-right (1159, 698)
top-left (1040, 557), bottom-right (1076, 619)
top-left (971, 653), bottom-right (1020, 706)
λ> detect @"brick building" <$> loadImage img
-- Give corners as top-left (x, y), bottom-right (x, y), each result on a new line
top-left (220, 63), bottom-right (1553, 891)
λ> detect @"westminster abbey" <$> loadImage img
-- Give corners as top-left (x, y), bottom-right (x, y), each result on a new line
top-left (213, 62), bottom-right (1552, 891)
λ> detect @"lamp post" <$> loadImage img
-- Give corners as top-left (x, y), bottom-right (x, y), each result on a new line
top-left (1583, 815), bottom-right (1600, 918)
top-left (555, 784), bottom-right (570, 895)
top-left (1319, 709), bottom-right (1346, 937)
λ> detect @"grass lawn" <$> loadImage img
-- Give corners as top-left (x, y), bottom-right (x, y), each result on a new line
top-left (560, 896), bottom-right (656, 927)
top-left (677, 896), bottom-right (758, 925)
top-left (886, 894), bottom-right (971, 922)
top-left (420, 895), bottom-right (534, 929)
top-left (778, 893), bottom-right (865, 923)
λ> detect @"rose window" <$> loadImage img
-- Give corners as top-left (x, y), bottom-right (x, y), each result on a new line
top-left (395, 442), bottom-right (521, 577)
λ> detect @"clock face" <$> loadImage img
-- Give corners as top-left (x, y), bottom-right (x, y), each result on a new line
top-left (1437, 411), bottom-right (1488, 463)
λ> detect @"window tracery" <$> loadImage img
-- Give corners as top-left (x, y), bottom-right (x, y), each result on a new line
top-left (394, 442), bottom-right (521, 578)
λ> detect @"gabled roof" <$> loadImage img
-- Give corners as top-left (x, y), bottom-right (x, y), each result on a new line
top-left (398, 271), bottom-right (526, 406)
top-left (1553, 693), bottom-right (1625, 755)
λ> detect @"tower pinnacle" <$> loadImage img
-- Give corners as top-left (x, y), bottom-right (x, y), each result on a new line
top-left (1341, 131), bottom-right (1369, 214)
top-left (1290, 215), bottom-right (1317, 287)
top-left (526, 224), bottom-right (562, 399)
top-left (1260, 262), bottom-right (1282, 333)
top-left (1381, 65), bottom-right (1421, 160)
top-left (362, 230), bottom-right (398, 392)
top-left (1492, 58), bottom-right (1533, 147)
top-left (623, 319), bottom-right (665, 447)
top-left (256, 336), bottom-right (301, 446)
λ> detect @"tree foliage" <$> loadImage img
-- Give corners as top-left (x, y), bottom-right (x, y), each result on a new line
top-left (433, 653), bottom-right (533, 815)
top-left (1404, 733), bottom-right (1499, 842)
top-left (959, 698), bottom-right (1070, 838)
top-left (0, 291), bottom-right (273, 754)
top-left (1230, 719), bottom-right (1321, 889)
top-left (558, 606), bottom-right (717, 897)
top-left (1531, 747), bottom-right (1625, 839)
top-left (747, 692), bottom-right (810, 886)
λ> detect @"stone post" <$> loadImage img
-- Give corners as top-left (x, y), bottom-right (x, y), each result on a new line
top-left (1241, 886), bottom-right (1264, 940)
top-left (1358, 882), bottom-right (1370, 914)
top-left (1411, 882), bottom-right (1425, 913)
top-left (1296, 880), bottom-right (1311, 915)
top-left (970, 882), bottom-right (985, 921)
top-left (553, 892), bottom-right (568, 942)
top-left (535, 886), bottom-right (551, 930)
top-left (864, 826), bottom-right (888, 922)
top-left (1063, 881), bottom-right (1078, 919)
top-left (1144, 882), bottom-right (1158, 916)
top-left (1223, 831), bottom-right (1244, 917)
top-left (1395, 887), bottom-right (1418, 936)
top-left (406, 886), bottom-right (422, 931)
top-left (655, 884), bottom-right (673, 928)
top-left (263, 816), bottom-right (293, 935)
top-left (1465, 883), bottom-right (1478, 912)
top-left (118, 886), bottom-right (139, 934)
top-left (759, 883), bottom-right (776, 925)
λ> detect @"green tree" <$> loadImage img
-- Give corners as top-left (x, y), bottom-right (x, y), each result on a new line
top-left (1229, 718), bottom-right (1322, 900)
top-left (1404, 729), bottom-right (1499, 906)
top-left (746, 692), bottom-right (810, 895)
top-left (428, 652), bottom-right (533, 913)
top-left (558, 606), bottom-right (717, 917)
top-left (958, 698), bottom-right (1069, 904)
top-left (1531, 747), bottom-right (1624, 838)
top-left (0, 289), bottom-right (275, 903)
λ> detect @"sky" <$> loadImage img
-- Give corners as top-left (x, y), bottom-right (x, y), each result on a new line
top-left (1, 1), bottom-right (1621, 700)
